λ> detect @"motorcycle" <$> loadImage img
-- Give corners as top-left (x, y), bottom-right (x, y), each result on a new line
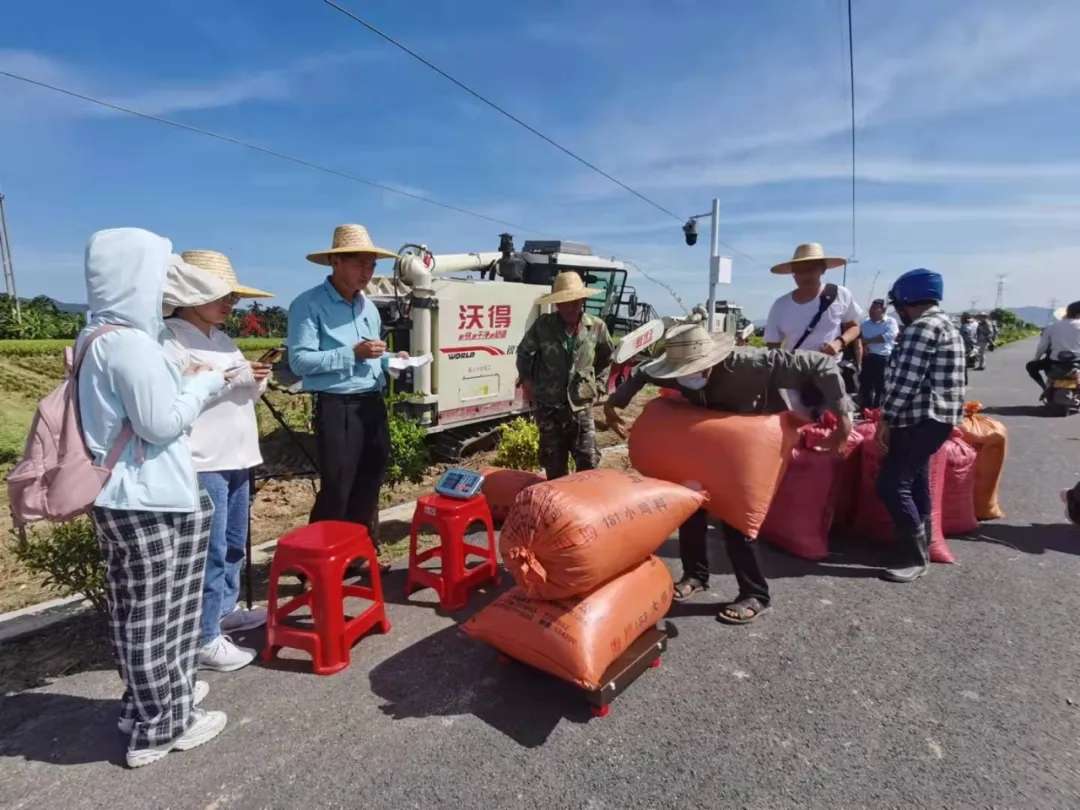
top-left (1044, 350), bottom-right (1080, 416)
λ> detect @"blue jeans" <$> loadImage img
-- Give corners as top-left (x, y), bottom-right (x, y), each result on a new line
top-left (198, 469), bottom-right (251, 645)
top-left (876, 420), bottom-right (953, 535)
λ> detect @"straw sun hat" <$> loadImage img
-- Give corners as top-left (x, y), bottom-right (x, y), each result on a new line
top-left (640, 324), bottom-right (736, 379)
top-left (537, 272), bottom-right (602, 305)
top-left (306, 224), bottom-right (398, 266)
top-left (769, 243), bottom-right (847, 275)
top-left (181, 250), bottom-right (273, 298)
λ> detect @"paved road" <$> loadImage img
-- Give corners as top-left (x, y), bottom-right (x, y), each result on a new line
top-left (2, 337), bottom-right (1079, 809)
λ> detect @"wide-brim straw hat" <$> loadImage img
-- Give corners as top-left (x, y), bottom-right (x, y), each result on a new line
top-left (306, 224), bottom-right (398, 266)
top-left (537, 271), bottom-right (602, 305)
top-left (640, 324), bottom-right (736, 379)
top-left (770, 243), bottom-right (847, 275)
top-left (162, 254), bottom-right (233, 316)
top-left (181, 250), bottom-right (273, 298)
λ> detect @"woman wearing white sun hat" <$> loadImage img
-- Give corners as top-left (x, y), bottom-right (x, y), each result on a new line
top-left (163, 250), bottom-right (275, 673)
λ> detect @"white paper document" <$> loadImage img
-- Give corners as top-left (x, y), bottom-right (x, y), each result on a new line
top-left (387, 353), bottom-right (433, 377)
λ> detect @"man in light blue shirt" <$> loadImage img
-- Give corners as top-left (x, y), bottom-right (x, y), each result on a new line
top-left (859, 298), bottom-right (899, 409)
top-left (288, 224), bottom-right (403, 536)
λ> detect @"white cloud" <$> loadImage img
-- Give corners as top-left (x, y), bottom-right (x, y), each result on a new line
top-left (0, 48), bottom-right (378, 120)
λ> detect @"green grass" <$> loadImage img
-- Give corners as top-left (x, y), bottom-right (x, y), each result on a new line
top-left (0, 390), bottom-right (35, 463)
top-left (236, 337), bottom-right (283, 352)
top-left (0, 339), bottom-right (73, 356)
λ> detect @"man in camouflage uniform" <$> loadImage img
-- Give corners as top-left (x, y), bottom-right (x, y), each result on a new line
top-left (517, 272), bottom-right (615, 480)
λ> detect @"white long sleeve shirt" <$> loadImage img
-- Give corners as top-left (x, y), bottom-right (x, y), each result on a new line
top-left (1035, 318), bottom-right (1080, 360)
top-left (164, 318), bottom-right (267, 472)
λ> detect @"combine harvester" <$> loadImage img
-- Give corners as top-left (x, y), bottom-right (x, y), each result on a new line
top-left (365, 233), bottom-right (660, 458)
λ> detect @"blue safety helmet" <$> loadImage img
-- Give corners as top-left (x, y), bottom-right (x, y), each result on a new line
top-left (888, 268), bottom-right (943, 307)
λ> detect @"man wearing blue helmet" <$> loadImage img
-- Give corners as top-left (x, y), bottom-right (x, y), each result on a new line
top-left (877, 269), bottom-right (966, 582)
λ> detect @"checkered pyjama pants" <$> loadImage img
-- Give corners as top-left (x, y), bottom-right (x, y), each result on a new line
top-left (92, 492), bottom-right (214, 750)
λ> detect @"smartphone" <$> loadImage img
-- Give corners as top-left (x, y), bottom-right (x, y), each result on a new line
top-left (257, 346), bottom-right (285, 364)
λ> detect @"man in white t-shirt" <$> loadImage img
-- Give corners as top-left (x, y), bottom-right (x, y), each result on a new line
top-left (764, 243), bottom-right (863, 411)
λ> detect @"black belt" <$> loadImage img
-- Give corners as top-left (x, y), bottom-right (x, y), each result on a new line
top-left (316, 390), bottom-right (383, 402)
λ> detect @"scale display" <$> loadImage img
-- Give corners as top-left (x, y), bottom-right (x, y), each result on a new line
top-left (434, 467), bottom-right (485, 499)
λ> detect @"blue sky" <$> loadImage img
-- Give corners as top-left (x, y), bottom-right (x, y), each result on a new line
top-left (2, 0), bottom-right (1079, 320)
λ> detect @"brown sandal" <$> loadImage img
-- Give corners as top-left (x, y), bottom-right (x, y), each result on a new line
top-left (716, 597), bottom-right (769, 625)
top-left (673, 576), bottom-right (709, 602)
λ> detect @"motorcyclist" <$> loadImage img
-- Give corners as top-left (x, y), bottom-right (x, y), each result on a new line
top-left (1027, 301), bottom-right (1080, 393)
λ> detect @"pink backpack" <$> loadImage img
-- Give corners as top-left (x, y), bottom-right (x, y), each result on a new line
top-left (6, 325), bottom-right (135, 527)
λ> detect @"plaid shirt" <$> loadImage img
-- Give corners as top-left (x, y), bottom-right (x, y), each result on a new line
top-left (883, 306), bottom-right (966, 427)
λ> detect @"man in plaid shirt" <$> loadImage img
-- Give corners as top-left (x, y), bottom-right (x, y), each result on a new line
top-left (876, 268), bottom-right (966, 582)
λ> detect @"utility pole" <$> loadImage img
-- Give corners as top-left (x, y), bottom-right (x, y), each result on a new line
top-left (994, 274), bottom-right (1006, 311)
top-left (969, 297), bottom-right (978, 313)
top-left (1049, 298), bottom-right (1058, 325)
top-left (0, 193), bottom-right (18, 322)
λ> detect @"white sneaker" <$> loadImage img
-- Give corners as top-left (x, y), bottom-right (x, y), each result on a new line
top-left (126, 709), bottom-right (227, 769)
top-left (117, 680), bottom-right (209, 735)
top-left (197, 635), bottom-right (256, 672)
top-left (219, 605), bottom-right (267, 634)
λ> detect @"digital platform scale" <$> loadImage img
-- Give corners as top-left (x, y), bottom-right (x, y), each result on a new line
top-left (434, 467), bottom-right (485, 499)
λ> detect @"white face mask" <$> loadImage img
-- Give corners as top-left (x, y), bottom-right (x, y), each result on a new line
top-left (677, 371), bottom-right (709, 390)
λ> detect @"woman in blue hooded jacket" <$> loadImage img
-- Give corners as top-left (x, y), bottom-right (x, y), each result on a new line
top-left (77, 228), bottom-right (229, 768)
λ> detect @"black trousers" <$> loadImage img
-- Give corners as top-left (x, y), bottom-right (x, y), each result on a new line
top-left (876, 419), bottom-right (952, 538)
top-left (310, 393), bottom-right (391, 537)
top-left (678, 509), bottom-right (770, 604)
top-left (1027, 358), bottom-right (1052, 391)
top-left (860, 354), bottom-right (889, 409)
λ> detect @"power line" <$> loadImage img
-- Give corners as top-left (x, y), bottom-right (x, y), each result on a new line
top-left (322, 0), bottom-right (688, 223)
top-left (0, 70), bottom-right (697, 313)
top-left (323, 1), bottom-right (762, 268)
top-left (0, 70), bottom-right (536, 233)
top-left (846, 0), bottom-right (857, 273)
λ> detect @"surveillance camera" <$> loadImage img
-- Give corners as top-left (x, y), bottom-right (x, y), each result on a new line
top-left (682, 219), bottom-right (698, 246)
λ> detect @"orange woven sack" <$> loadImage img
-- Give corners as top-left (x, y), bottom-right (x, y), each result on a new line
top-left (462, 556), bottom-right (673, 690)
top-left (499, 468), bottom-right (704, 600)
top-left (480, 467), bottom-right (545, 524)
top-left (628, 397), bottom-right (801, 538)
top-left (958, 401), bottom-right (1007, 520)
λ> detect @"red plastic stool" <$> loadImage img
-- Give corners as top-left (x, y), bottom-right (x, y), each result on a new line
top-left (406, 493), bottom-right (498, 610)
top-left (262, 521), bottom-right (390, 675)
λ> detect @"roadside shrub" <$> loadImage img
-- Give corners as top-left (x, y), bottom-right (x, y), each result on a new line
top-left (494, 417), bottom-right (540, 470)
top-left (11, 519), bottom-right (108, 616)
top-left (385, 396), bottom-right (429, 485)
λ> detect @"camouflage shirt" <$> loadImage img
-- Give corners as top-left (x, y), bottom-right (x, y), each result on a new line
top-left (516, 312), bottom-right (615, 411)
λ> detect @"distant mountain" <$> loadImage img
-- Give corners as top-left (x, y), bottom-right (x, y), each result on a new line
top-left (48, 299), bottom-right (88, 315)
top-left (1009, 306), bottom-right (1054, 326)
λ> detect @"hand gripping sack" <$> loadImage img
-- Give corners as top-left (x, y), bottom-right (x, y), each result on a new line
top-left (941, 429), bottom-right (979, 536)
top-left (499, 468), bottom-right (704, 600)
top-left (480, 467), bottom-right (545, 524)
top-left (462, 555), bottom-right (673, 690)
top-left (5, 326), bottom-right (134, 526)
top-left (628, 397), bottom-right (800, 538)
top-left (760, 418), bottom-right (863, 561)
top-left (958, 401), bottom-right (1007, 520)
top-left (852, 416), bottom-right (955, 563)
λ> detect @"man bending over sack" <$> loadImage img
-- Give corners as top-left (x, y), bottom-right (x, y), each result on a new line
top-left (604, 324), bottom-right (853, 625)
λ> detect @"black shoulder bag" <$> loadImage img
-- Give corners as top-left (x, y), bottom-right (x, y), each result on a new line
top-left (790, 284), bottom-right (859, 405)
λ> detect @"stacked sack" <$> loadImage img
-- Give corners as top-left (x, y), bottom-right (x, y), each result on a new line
top-left (759, 412), bottom-right (865, 561)
top-left (463, 469), bottom-right (703, 690)
top-left (480, 466), bottom-right (545, 524)
top-left (958, 401), bottom-right (1008, 521)
top-left (627, 397), bottom-right (801, 538)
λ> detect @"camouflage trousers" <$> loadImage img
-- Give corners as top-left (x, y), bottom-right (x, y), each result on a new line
top-left (535, 404), bottom-right (600, 480)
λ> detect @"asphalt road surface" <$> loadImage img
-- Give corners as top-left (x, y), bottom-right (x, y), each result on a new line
top-left (2, 337), bottom-right (1079, 809)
